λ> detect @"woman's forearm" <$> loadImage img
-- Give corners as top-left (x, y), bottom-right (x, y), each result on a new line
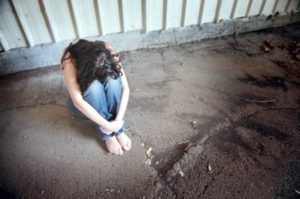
top-left (115, 86), bottom-right (129, 121)
top-left (74, 97), bottom-right (110, 128)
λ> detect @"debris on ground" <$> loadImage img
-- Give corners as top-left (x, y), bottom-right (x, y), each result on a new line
top-left (184, 142), bottom-right (194, 151)
top-left (241, 98), bottom-right (277, 104)
top-left (207, 163), bottom-right (213, 175)
top-left (240, 73), bottom-right (288, 90)
top-left (191, 121), bottom-right (197, 129)
top-left (146, 147), bottom-right (152, 157)
top-left (261, 40), bottom-right (274, 53)
top-left (277, 42), bottom-right (288, 50)
top-left (145, 159), bottom-right (152, 166)
top-left (105, 188), bottom-right (115, 193)
top-left (178, 170), bottom-right (185, 178)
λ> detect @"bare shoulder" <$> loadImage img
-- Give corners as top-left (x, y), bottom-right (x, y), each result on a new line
top-left (61, 51), bottom-right (72, 69)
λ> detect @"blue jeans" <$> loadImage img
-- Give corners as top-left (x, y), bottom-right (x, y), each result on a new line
top-left (67, 78), bottom-right (125, 140)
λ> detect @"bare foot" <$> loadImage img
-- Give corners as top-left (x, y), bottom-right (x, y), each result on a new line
top-left (105, 136), bottom-right (123, 155)
top-left (116, 133), bottom-right (132, 151)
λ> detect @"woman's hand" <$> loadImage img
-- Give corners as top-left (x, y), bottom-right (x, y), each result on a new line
top-left (101, 120), bottom-right (124, 134)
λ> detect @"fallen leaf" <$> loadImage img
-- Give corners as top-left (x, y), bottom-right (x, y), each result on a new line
top-left (178, 170), bottom-right (185, 177)
top-left (207, 163), bottom-right (213, 174)
top-left (263, 40), bottom-right (274, 49)
top-left (146, 147), bottom-right (152, 157)
top-left (155, 161), bottom-right (160, 165)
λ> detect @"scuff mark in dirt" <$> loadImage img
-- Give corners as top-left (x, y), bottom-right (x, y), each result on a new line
top-left (239, 73), bottom-right (288, 91)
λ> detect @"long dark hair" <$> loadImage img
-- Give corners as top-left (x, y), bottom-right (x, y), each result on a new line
top-left (61, 39), bottom-right (122, 92)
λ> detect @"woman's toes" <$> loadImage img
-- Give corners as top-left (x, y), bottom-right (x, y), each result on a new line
top-left (116, 133), bottom-right (132, 151)
top-left (105, 136), bottom-right (123, 155)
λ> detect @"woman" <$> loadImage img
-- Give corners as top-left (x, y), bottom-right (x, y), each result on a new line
top-left (60, 39), bottom-right (131, 155)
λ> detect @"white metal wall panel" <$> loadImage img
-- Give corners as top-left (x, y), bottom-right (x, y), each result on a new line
top-left (218, 0), bottom-right (235, 20)
top-left (262, 0), bottom-right (277, 15)
top-left (0, 0), bottom-right (27, 50)
top-left (184, 0), bottom-right (201, 26)
top-left (234, 0), bottom-right (250, 18)
top-left (166, 0), bottom-right (183, 29)
top-left (42, 0), bottom-right (76, 42)
top-left (98, 0), bottom-right (122, 35)
top-left (201, 0), bottom-right (218, 24)
top-left (287, 0), bottom-right (300, 11)
top-left (145, 0), bottom-right (164, 32)
top-left (1, 0), bottom-right (300, 51)
top-left (248, 0), bottom-right (263, 16)
top-left (122, 0), bottom-right (143, 32)
top-left (12, 0), bottom-right (52, 46)
top-left (275, 0), bottom-right (289, 12)
top-left (71, 0), bottom-right (99, 38)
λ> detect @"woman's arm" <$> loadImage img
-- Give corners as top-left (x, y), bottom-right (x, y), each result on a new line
top-left (115, 67), bottom-right (130, 121)
top-left (62, 56), bottom-right (123, 133)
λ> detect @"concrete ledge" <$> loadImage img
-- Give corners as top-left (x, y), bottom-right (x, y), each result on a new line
top-left (1, 12), bottom-right (300, 76)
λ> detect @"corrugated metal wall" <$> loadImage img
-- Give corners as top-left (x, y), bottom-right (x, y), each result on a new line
top-left (1, 0), bottom-right (300, 51)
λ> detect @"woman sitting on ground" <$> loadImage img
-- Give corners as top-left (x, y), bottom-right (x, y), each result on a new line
top-left (60, 39), bottom-right (131, 155)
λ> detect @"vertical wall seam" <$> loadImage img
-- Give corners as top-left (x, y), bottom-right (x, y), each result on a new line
top-left (230, 0), bottom-right (238, 19)
top-left (141, 0), bottom-right (147, 32)
top-left (118, 0), bottom-right (124, 32)
top-left (38, 0), bottom-right (55, 42)
top-left (67, 0), bottom-right (79, 38)
top-left (93, 0), bottom-right (102, 36)
top-left (285, 0), bottom-right (292, 12)
top-left (198, 0), bottom-right (205, 24)
top-left (8, 0), bottom-right (29, 47)
top-left (246, 0), bottom-right (253, 17)
top-left (259, 0), bottom-right (267, 15)
top-left (272, 0), bottom-right (279, 14)
top-left (162, 0), bottom-right (167, 30)
top-left (297, 0), bottom-right (300, 10)
top-left (180, 0), bottom-right (187, 27)
top-left (214, 0), bottom-right (222, 23)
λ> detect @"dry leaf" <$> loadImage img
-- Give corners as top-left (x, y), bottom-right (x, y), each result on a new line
top-left (263, 40), bottom-right (274, 49)
top-left (178, 170), bottom-right (185, 177)
top-left (146, 147), bottom-right (152, 157)
top-left (207, 163), bottom-right (213, 174)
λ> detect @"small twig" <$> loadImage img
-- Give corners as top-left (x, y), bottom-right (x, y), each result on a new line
top-left (241, 98), bottom-right (278, 103)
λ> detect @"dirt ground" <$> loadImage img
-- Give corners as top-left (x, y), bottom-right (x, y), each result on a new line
top-left (0, 23), bottom-right (300, 199)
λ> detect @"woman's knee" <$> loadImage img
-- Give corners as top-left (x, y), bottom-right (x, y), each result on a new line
top-left (84, 80), bottom-right (104, 96)
top-left (105, 77), bottom-right (122, 91)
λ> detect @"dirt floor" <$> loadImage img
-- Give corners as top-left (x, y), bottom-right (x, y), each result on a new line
top-left (0, 23), bottom-right (300, 199)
